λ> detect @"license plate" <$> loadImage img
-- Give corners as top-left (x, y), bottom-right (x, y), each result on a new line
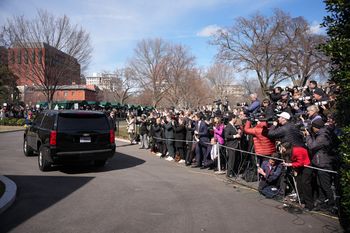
top-left (80, 136), bottom-right (91, 143)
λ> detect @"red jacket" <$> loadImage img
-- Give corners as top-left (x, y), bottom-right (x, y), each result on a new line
top-left (244, 121), bottom-right (276, 155)
top-left (291, 147), bottom-right (310, 168)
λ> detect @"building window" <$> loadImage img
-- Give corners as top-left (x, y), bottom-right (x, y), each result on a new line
top-left (72, 91), bottom-right (75, 96)
top-left (17, 50), bottom-right (21, 64)
top-left (38, 50), bottom-right (43, 65)
top-left (24, 50), bottom-right (28, 64)
top-left (64, 91), bottom-right (68, 97)
top-left (11, 50), bottom-right (15, 64)
top-left (31, 50), bottom-right (35, 63)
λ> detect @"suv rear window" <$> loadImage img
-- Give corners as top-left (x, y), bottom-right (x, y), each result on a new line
top-left (41, 113), bottom-right (56, 130)
top-left (57, 113), bottom-right (109, 131)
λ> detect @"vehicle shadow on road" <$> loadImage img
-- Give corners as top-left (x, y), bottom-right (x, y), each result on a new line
top-left (0, 175), bottom-right (94, 233)
top-left (58, 152), bottom-right (145, 174)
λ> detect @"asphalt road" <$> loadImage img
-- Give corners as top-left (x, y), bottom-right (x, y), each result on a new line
top-left (0, 131), bottom-right (341, 233)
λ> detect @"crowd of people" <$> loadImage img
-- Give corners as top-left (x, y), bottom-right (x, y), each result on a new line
top-left (122, 80), bottom-right (341, 215)
top-left (1, 79), bottom-right (341, 215)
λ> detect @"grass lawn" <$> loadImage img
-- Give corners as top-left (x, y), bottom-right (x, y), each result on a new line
top-left (116, 120), bottom-right (140, 140)
top-left (0, 125), bottom-right (25, 132)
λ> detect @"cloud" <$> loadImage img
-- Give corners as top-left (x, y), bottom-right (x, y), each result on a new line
top-left (196, 25), bottom-right (221, 37)
top-left (309, 21), bottom-right (325, 34)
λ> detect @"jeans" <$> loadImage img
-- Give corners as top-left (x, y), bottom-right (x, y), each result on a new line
top-left (140, 134), bottom-right (149, 148)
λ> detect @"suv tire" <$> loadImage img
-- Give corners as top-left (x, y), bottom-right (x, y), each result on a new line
top-left (23, 138), bottom-right (34, 157)
top-left (94, 159), bottom-right (107, 167)
top-left (38, 146), bottom-right (52, 171)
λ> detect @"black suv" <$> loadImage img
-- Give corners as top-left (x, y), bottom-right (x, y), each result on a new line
top-left (23, 110), bottom-right (116, 171)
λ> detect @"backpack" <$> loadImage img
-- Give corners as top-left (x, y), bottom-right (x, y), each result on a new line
top-left (243, 166), bottom-right (258, 182)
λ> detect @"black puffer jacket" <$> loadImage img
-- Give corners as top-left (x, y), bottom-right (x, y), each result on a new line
top-left (153, 123), bottom-right (163, 143)
top-left (164, 121), bottom-right (174, 139)
top-left (174, 123), bottom-right (186, 148)
top-left (139, 120), bottom-right (149, 135)
top-left (268, 122), bottom-right (304, 146)
top-left (185, 118), bottom-right (195, 143)
top-left (306, 127), bottom-right (335, 169)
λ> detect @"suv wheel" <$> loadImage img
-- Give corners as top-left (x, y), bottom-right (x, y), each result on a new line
top-left (23, 138), bottom-right (34, 156)
top-left (94, 159), bottom-right (107, 167)
top-left (38, 146), bottom-right (52, 171)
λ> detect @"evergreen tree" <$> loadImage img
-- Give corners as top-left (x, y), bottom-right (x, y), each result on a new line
top-left (0, 65), bottom-right (19, 104)
top-left (321, 0), bottom-right (350, 230)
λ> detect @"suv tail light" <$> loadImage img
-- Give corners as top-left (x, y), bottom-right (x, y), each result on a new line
top-left (50, 130), bottom-right (57, 146)
top-left (110, 130), bottom-right (115, 144)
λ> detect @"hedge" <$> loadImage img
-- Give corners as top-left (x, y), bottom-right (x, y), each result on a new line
top-left (0, 118), bottom-right (26, 126)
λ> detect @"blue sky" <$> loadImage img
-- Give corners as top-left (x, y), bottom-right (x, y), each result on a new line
top-left (0, 0), bottom-right (327, 76)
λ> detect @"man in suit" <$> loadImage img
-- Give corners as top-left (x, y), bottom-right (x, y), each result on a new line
top-left (224, 114), bottom-right (242, 177)
top-left (164, 114), bottom-right (175, 161)
top-left (192, 112), bottom-right (209, 168)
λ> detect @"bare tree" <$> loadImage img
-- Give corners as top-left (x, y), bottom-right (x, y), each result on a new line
top-left (128, 38), bottom-right (170, 108)
top-left (2, 9), bottom-right (92, 108)
top-left (164, 44), bottom-right (195, 107)
top-left (101, 68), bottom-right (136, 105)
top-left (205, 63), bottom-right (235, 100)
top-left (211, 12), bottom-right (289, 95)
top-left (277, 11), bottom-right (329, 86)
top-left (178, 68), bottom-right (210, 109)
top-left (240, 76), bottom-right (260, 95)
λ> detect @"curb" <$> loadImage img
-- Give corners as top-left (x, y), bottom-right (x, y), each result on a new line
top-left (115, 137), bottom-right (131, 143)
top-left (0, 176), bottom-right (17, 214)
top-left (0, 129), bottom-right (25, 134)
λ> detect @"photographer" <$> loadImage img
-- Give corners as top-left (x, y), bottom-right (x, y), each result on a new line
top-left (153, 117), bottom-right (165, 157)
top-left (258, 153), bottom-right (283, 198)
top-left (289, 91), bottom-right (308, 117)
top-left (108, 111), bottom-right (117, 132)
top-left (305, 118), bottom-right (336, 211)
top-left (192, 112), bottom-right (209, 168)
top-left (213, 117), bottom-right (226, 169)
top-left (185, 111), bottom-right (196, 166)
top-left (138, 114), bottom-right (149, 149)
top-left (260, 99), bottom-right (275, 119)
top-left (304, 80), bottom-right (318, 97)
top-left (224, 114), bottom-right (242, 177)
top-left (268, 112), bottom-right (304, 147)
top-left (174, 117), bottom-right (186, 163)
top-left (276, 99), bottom-right (293, 116)
top-left (126, 113), bottom-right (137, 144)
top-left (302, 105), bottom-right (323, 130)
top-left (244, 117), bottom-right (276, 162)
top-left (325, 80), bottom-right (340, 95)
top-left (280, 142), bottom-right (314, 211)
top-left (269, 86), bottom-right (283, 103)
top-left (164, 114), bottom-right (175, 161)
top-left (245, 93), bottom-right (261, 116)
top-left (313, 88), bottom-right (330, 118)
top-left (280, 91), bottom-right (290, 102)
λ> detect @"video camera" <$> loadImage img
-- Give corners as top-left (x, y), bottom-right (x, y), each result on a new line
top-left (314, 100), bottom-right (328, 106)
top-left (237, 102), bottom-right (248, 107)
top-left (213, 99), bottom-right (222, 105)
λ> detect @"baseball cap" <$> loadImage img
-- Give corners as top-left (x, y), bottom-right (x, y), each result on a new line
top-left (312, 118), bottom-right (325, 129)
top-left (313, 88), bottom-right (325, 96)
top-left (277, 112), bottom-right (291, 120)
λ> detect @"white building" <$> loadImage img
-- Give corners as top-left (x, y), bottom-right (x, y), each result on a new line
top-left (222, 84), bottom-right (246, 96)
top-left (85, 73), bottom-right (118, 91)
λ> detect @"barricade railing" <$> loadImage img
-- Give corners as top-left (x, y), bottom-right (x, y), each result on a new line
top-left (153, 137), bottom-right (338, 206)
top-left (151, 136), bottom-right (338, 175)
